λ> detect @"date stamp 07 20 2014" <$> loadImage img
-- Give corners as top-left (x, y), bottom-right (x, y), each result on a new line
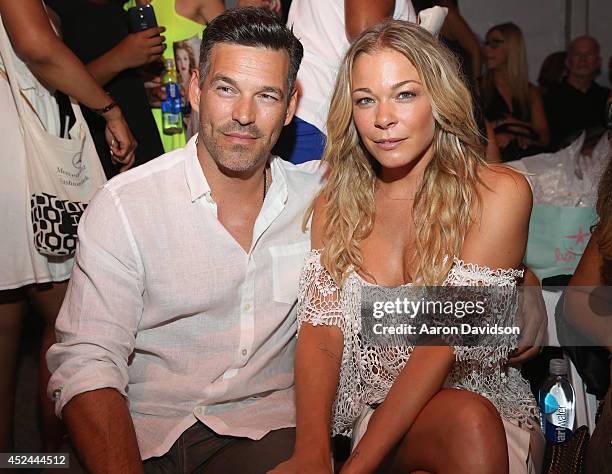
top-left (0, 453), bottom-right (69, 469)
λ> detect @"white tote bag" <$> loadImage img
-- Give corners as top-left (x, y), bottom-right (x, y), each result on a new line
top-left (0, 15), bottom-right (106, 257)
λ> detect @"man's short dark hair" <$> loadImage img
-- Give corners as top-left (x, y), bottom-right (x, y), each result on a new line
top-left (199, 7), bottom-right (303, 95)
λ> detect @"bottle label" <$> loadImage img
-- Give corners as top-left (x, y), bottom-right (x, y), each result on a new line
top-left (540, 391), bottom-right (574, 444)
top-left (161, 84), bottom-right (183, 114)
top-left (544, 422), bottom-right (573, 444)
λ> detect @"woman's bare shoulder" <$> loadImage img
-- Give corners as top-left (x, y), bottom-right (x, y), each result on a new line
top-left (476, 164), bottom-right (532, 211)
top-left (460, 164), bottom-right (532, 268)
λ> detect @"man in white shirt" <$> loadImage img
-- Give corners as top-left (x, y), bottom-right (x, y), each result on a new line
top-left (47, 8), bottom-right (320, 473)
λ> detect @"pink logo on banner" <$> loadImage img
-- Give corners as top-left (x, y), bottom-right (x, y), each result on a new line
top-left (554, 227), bottom-right (591, 265)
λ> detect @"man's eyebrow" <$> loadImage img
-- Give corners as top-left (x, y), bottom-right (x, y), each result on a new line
top-left (260, 85), bottom-right (285, 99)
top-left (352, 80), bottom-right (421, 93)
top-left (211, 75), bottom-right (284, 99)
top-left (211, 75), bottom-right (239, 88)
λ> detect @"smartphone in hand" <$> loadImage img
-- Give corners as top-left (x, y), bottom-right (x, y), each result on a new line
top-left (128, 4), bottom-right (158, 32)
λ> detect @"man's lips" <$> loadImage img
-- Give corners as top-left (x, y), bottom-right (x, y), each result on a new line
top-left (223, 132), bottom-right (259, 142)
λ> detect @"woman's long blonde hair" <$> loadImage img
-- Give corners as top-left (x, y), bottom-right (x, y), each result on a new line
top-left (309, 19), bottom-right (487, 287)
top-left (482, 22), bottom-right (531, 121)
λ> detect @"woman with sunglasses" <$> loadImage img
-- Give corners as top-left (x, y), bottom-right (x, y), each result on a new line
top-left (481, 22), bottom-right (550, 162)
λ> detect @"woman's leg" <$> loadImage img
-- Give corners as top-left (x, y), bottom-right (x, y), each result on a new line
top-left (27, 281), bottom-right (68, 452)
top-left (0, 289), bottom-right (26, 452)
top-left (385, 388), bottom-right (509, 474)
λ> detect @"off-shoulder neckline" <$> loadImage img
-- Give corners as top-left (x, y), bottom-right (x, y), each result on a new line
top-left (307, 250), bottom-right (523, 286)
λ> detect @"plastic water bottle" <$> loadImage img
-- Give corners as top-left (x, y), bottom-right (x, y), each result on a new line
top-left (161, 58), bottom-right (183, 135)
top-left (539, 358), bottom-right (576, 444)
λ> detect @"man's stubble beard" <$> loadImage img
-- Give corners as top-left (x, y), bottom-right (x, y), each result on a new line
top-left (203, 132), bottom-right (269, 175)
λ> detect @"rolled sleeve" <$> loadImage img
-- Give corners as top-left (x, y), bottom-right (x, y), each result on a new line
top-left (46, 186), bottom-right (144, 417)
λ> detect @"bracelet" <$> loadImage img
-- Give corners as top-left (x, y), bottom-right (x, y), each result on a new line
top-left (91, 98), bottom-right (118, 115)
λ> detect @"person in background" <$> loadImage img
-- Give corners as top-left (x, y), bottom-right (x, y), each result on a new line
top-left (45, 0), bottom-right (165, 179)
top-left (132, 0), bottom-right (280, 152)
top-left (273, 19), bottom-right (543, 474)
top-left (537, 51), bottom-right (567, 95)
top-left (413, 0), bottom-right (481, 86)
top-left (274, 0), bottom-right (429, 165)
top-left (174, 40), bottom-right (197, 95)
top-left (561, 153), bottom-right (612, 474)
top-left (544, 36), bottom-right (610, 151)
top-left (481, 22), bottom-right (550, 162)
top-left (0, 0), bottom-right (135, 454)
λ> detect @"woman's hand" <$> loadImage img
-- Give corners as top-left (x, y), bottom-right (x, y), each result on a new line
top-left (268, 454), bottom-right (333, 474)
top-left (339, 448), bottom-right (378, 474)
top-left (103, 108), bottom-right (137, 173)
top-left (115, 27), bottom-right (166, 70)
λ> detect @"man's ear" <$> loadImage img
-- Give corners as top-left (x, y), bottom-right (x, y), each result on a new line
top-left (284, 88), bottom-right (298, 126)
top-left (189, 70), bottom-right (202, 111)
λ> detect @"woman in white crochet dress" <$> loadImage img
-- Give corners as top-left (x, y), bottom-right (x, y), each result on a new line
top-left (273, 20), bottom-right (543, 474)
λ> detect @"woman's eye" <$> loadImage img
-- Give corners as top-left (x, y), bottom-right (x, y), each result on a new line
top-left (355, 97), bottom-right (374, 105)
top-left (398, 91), bottom-right (416, 100)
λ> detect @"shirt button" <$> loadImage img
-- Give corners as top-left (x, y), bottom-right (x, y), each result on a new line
top-left (244, 303), bottom-right (251, 311)
top-left (242, 349), bottom-right (248, 356)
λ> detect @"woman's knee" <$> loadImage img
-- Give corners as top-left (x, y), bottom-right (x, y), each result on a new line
top-left (447, 390), bottom-right (503, 434)
top-left (438, 389), bottom-right (508, 472)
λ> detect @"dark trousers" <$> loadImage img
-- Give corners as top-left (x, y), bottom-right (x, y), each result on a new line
top-left (143, 422), bottom-right (296, 474)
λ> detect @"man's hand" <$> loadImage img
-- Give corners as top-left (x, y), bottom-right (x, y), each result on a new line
top-left (508, 267), bottom-right (547, 366)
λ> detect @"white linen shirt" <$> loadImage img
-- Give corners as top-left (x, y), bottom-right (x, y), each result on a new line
top-left (47, 136), bottom-right (322, 459)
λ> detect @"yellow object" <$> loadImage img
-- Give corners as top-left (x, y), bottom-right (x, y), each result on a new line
top-left (126, 0), bottom-right (206, 151)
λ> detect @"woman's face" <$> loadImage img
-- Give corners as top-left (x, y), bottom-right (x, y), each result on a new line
top-left (176, 48), bottom-right (191, 80)
top-left (484, 29), bottom-right (509, 70)
top-left (351, 49), bottom-right (435, 171)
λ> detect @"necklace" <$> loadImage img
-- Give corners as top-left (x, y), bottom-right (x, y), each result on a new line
top-left (262, 165), bottom-right (267, 203)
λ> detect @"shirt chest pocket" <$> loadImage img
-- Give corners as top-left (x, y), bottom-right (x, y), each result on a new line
top-left (269, 241), bottom-right (311, 304)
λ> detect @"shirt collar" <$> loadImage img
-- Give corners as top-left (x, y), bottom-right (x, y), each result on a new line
top-left (184, 134), bottom-right (211, 203)
top-left (184, 134), bottom-right (289, 205)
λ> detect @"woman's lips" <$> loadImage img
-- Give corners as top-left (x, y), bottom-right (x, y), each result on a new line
top-left (373, 138), bottom-right (405, 150)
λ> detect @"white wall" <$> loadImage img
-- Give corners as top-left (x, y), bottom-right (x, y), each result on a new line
top-left (460, 0), bottom-right (611, 88)
top-left (587, 0), bottom-right (612, 88)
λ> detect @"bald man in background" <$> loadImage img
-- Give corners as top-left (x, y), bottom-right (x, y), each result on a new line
top-left (544, 35), bottom-right (610, 150)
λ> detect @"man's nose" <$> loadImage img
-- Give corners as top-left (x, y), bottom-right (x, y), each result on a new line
top-left (232, 96), bottom-right (256, 126)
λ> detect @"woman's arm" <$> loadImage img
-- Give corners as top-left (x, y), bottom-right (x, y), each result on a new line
top-left (564, 232), bottom-right (611, 350)
top-left (270, 198), bottom-right (343, 474)
top-left (86, 27), bottom-right (166, 86)
top-left (529, 84), bottom-right (551, 147)
top-left (0, 0), bottom-right (136, 164)
top-left (440, 8), bottom-right (482, 80)
top-left (485, 120), bottom-right (502, 163)
top-left (344, 346), bottom-right (454, 473)
top-left (344, 165), bottom-right (533, 473)
top-left (344, 0), bottom-right (394, 43)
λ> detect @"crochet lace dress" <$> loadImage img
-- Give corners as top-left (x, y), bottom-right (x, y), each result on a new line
top-left (297, 250), bottom-right (540, 437)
